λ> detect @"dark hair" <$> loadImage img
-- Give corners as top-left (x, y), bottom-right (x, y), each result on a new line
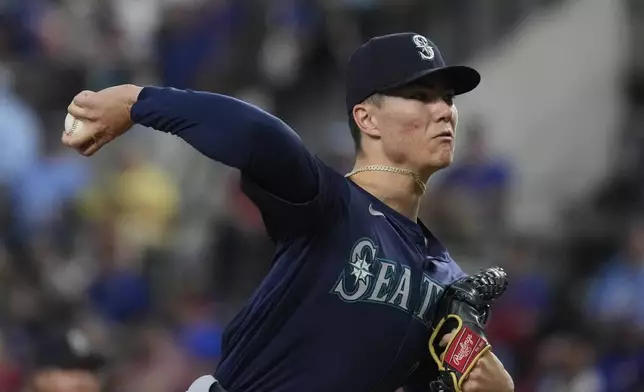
top-left (347, 94), bottom-right (383, 152)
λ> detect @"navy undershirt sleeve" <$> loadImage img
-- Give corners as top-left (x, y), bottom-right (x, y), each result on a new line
top-left (130, 86), bottom-right (347, 239)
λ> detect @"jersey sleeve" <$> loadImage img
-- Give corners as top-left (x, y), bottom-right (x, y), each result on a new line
top-left (240, 157), bottom-right (348, 240)
top-left (131, 86), bottom-right (348, 240)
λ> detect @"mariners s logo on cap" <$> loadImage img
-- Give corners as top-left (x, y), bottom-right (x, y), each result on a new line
top-left (412, 35), bottom-right (435, 61)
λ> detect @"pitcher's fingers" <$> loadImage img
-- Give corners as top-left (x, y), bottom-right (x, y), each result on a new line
top-left (67, 102), bottom-right (96, 121)
top-left (439, 329), bottom-right (458, 347)
top-left (81, 136), bottom-right (104, 157)
top-left (61, 128), bottom-right (95, 149)
top-left (72, 90), bottom-right (97, 108)
top-left (60, 129), bottom-right (93, 154)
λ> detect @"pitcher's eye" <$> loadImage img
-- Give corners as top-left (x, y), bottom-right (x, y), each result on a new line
top-left (406, 91), bottom-right (431, 102)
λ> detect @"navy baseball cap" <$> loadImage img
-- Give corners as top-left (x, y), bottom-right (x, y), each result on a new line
top-left (345, 32), bottom-right (481, 113)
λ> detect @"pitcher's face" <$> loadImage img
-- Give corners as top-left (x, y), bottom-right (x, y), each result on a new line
top-left (371, 82), bottom-right (458, 174)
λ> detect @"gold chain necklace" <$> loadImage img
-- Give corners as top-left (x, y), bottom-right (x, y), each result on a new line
top-left (345, 165), bottom-right (427, 193)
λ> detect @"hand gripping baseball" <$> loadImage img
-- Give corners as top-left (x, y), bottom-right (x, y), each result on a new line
top-left (428, 267), bottom-right (508, 392)
top-left (62, 85), bottom-right (142, 156)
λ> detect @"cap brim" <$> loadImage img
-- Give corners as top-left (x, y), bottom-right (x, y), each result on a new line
top-left (381, 65), bottom-right (481, 95)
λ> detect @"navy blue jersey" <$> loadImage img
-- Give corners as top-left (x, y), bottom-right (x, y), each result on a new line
top-left (131, 87), bottom-right (466, 392)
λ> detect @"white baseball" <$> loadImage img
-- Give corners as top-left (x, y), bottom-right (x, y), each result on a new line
top-left (64, 113), bottom-right (85, 137)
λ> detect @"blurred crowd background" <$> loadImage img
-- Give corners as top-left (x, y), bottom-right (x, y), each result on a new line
top-left (0, 0), bottom-right (642, 391)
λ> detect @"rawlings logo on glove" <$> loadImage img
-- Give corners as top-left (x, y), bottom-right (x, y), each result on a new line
top-left (446, 326), bottom-right (487, 372)
top-left (428, 267), bottom-right (508, 392)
